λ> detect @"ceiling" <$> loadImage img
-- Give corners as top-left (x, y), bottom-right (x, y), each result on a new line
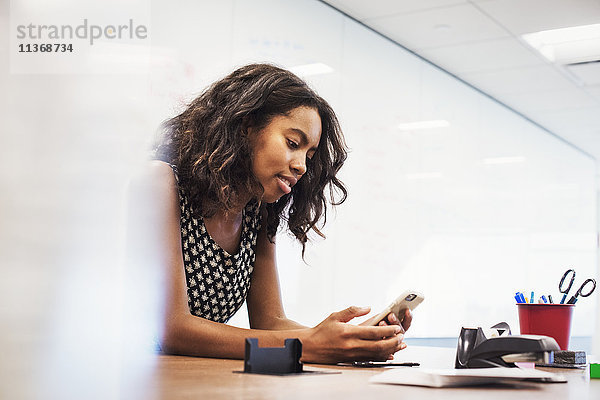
top-left (322, 0), bottom-right (600, 163)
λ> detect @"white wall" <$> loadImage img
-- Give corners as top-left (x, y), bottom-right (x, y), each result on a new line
top-left (1, 0), bottom-right (597, 398)
top-left (220, 0), bottom-right (596, 340)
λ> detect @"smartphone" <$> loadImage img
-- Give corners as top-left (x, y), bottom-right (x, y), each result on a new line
top-left (363, 290), bottom-right (424, 326)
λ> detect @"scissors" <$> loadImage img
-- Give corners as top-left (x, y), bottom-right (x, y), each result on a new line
top-left (559, 268), bottom-right (596, 304)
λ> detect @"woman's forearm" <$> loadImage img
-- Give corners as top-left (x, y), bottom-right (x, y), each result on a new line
top-left (161, 307), bottom-right (405, 364)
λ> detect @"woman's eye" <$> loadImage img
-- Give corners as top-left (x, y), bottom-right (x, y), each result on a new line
top-left (287, 139), bottom-right (299, 149)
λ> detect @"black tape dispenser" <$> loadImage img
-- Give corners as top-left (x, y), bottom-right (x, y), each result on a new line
top-left (455, 322), bottom-right (560, 369)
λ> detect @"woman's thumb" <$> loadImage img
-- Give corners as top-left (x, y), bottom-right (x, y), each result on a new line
top-left (332, 306), bottom-right (371, 322)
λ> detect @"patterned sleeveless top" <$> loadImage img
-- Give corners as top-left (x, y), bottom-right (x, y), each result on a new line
top-left (171, 166), bottom-right (262, 323)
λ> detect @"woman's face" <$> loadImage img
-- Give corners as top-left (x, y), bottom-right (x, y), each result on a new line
top-left (249, 106), bottom-right (322, 203)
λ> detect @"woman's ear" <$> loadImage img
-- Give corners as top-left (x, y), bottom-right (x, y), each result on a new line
top-left (242, 116), bottom-right (254, 137)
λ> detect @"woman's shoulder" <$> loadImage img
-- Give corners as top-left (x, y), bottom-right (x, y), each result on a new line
top-left (147, 160), bottom-right (177, 181)
top-left (129, 160), bottom-right (179, 200)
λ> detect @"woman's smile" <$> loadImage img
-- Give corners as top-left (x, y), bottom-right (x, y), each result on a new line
top-left (275, 174), bottom-right (297, 194)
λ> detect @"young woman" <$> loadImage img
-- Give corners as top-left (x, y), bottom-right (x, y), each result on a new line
top-left (144, 64), bottom-right (411, 363)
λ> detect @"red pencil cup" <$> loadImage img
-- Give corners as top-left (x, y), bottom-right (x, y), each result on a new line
top-left (517, 304), bottom-right (574, 350)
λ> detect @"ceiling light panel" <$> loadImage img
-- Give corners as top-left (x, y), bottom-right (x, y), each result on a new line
top-left (521, 23), bottom-right (600, 63)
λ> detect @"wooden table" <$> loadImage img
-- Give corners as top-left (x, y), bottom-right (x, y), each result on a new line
top-left (124, 346), bottom-right (599, 399)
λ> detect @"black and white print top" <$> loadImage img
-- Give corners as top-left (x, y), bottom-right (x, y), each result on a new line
top-left (171, 166), bottom-right (262, 323)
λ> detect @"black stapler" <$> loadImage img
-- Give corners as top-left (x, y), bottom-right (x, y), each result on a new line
top-left (455, 322), bottom-right (560, 368)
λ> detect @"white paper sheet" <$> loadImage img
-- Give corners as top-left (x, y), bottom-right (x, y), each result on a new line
top-left (369, 367), bottom-right (567, 388)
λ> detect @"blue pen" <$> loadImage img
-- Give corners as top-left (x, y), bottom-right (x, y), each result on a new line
top-left (515, 292), bottom-right (525, 303)
top-left (519, 292), bottom-right (526, 303)
top-left (541, 295), bottom-right (548, 303)
top-left (530, 291), bottom-right (534, 303)
top-left (514, 293), bottom-right (522, 303)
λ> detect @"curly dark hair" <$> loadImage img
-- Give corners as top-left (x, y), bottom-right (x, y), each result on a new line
top-left (155, 63), bottom-right (348, 254)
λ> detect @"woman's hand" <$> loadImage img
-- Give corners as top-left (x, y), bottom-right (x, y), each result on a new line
top-left (300, 306), bottom-right (405, 364)
top-left (378, 309), bottom-right (412, 332)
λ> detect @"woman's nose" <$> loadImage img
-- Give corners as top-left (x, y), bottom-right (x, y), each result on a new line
top-left (291, 157), bottom-right (306, 176)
